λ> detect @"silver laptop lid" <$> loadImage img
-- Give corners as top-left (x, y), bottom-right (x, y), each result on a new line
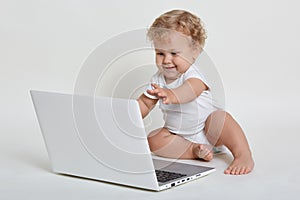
top-left (30, 90), bottom-right (159, 190)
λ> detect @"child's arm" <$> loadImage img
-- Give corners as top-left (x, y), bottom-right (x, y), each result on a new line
top-left (137, 94), bottom-right (158, 118)
top-left (147, 78), bottom-right (208, 104)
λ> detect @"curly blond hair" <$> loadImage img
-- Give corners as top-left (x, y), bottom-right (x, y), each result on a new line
top-left (147, 10), bottom-right (207, 48)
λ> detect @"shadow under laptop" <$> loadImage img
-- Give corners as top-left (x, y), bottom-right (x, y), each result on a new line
top-left (55, 172), bottom-right (159, 192)
top-left (12, 151), bottom-right (52, 173)
top-left (11, 151), bottom-right (155, 191)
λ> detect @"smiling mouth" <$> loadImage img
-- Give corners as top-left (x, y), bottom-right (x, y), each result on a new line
top-left (164, 66), bottom-right (176, 70)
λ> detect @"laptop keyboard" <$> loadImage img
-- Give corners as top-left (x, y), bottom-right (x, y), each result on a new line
top-left (155, 170), bottom-right (187, 183)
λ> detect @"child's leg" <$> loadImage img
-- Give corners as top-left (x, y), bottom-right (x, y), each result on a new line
top-left (147, 128), bottom-right (213, 161)
top-left (205, 110), bottom-right (254, 175)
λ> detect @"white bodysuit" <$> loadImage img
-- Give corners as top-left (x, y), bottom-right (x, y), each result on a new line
top-left (144, 64), bottom-right (220, 144)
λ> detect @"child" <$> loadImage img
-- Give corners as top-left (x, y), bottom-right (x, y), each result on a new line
top-left (137, 10), bottom-right (254, 175)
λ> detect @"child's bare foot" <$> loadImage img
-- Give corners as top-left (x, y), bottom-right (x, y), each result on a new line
top-left (192, 144), bottom-right (213, 161)
top-left (224, 153), bottom-right (254, 175)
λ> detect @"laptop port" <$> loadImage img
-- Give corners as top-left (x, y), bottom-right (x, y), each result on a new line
top-left (171, 183), bottom-right (175, 187)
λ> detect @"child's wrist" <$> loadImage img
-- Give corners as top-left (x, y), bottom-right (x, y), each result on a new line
top-left (167, 89), bottom-right (179, 104)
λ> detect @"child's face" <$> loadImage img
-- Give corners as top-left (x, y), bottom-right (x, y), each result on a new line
top-left (153, 31), bottom-right (199, 82)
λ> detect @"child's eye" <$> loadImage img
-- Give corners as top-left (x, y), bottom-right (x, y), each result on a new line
top-left (156, 52), bottom-right (164, 56)
top-left (171, 52), bottom-right (178, 56)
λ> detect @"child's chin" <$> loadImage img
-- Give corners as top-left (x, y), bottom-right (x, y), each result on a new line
top-left (164, 73), bottom-right (180, 81)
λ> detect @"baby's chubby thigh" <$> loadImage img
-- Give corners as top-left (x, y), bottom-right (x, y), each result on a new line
top-left (147, 128), bottom-right (176, 151)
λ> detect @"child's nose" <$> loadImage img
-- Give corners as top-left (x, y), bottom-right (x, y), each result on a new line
top-left (163, 54), bottom-right (172, 64)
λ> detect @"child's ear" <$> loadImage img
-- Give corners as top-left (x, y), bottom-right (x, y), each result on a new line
top-left (192, 45), bottom-right (201, 60)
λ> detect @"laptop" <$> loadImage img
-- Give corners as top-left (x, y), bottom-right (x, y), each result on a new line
top-left (30, 90), bottom-right (215, 191)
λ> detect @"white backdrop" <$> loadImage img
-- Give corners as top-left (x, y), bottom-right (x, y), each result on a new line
top-left (1, 0), bottom-right (299, 199)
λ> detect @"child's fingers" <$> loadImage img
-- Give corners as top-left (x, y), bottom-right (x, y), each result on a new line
top-left (162, 97), bottom-right (170, 104)
top-left (150, 89), bottom-right (159, 94)
top-left (157, 91), bottom-right (167, 98)
top-left (151, 83), bottom-right (161, 89)
top-left (147, 88), bottom-right (162, 97)
top-left (147, 90), bottom-right (157, 96)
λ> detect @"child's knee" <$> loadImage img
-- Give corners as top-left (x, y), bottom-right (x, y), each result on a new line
top-left (212, 110), bottom-right (229, 120)
top-left (205, 110), bottom-right (227, 131)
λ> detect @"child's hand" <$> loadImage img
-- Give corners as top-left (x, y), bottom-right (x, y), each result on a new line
top-left (147, 83), bottom-right (176, 104)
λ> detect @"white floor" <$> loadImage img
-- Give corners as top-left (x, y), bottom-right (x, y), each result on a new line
top-left (1, 96), bottom-right (299, 200)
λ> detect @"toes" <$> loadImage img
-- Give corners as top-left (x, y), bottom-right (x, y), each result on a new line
top-left (230, 167), bottom-right (238, 175)
top-left (237, 167), bottom-right (246, 175)
top-left (238, 166), bottom-right (252, 175)
top-left (225, 165), bottom-right (240, 175)
top-left (225, 166), bottom-right (251, 175)
top-left (244, 167), bottom-right (252, 174)
top-left (192, 144), bottom-right (214, 161)
top-left (224, 166), bottom-right (232, 174)
top-left (240, 167), bottom-right (247, 175)
top-left (199, 145), bottom-right (213, 161)
top-left (203, 152), bottom-right (213, 161)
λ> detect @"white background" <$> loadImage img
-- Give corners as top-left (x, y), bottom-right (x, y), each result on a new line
top-left (1, 0), bottom-right (300, 199)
